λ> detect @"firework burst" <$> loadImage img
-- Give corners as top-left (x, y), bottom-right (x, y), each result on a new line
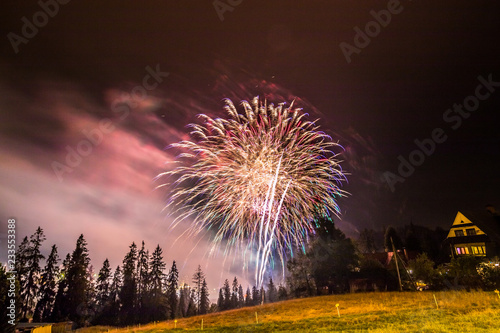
top-left (158, 96), bottom-right (347, 287)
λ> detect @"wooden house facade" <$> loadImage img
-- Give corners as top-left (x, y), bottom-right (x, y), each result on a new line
top-left (446, 209), bottom-right (500, 258)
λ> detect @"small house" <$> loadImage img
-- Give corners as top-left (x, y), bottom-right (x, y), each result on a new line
top-left (446, 207), bottom-right (500, 258)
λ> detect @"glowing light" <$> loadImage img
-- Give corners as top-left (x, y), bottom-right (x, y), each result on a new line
top-left (158, 96), bottom-right (347, 287)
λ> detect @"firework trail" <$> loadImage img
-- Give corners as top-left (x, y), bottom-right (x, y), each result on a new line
top-left (254, 156), bottom-right (292, 288)
top-left (158, 96), bottom-right (347, 287)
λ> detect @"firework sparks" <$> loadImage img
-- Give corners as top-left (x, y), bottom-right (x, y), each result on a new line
top-left (157, 96), bottom-right (347, 287)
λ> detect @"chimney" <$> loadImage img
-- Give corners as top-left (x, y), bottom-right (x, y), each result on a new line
top-left (486, 204), bottom-right (498, 216)
top-left (486, 204), bottom-right (500, 224)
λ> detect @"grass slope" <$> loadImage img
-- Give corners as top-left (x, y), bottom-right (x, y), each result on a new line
top-left (79, 291), bottom-right (500, 332)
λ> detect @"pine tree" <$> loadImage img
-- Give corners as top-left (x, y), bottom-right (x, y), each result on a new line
top-left (1, 264), bottom-right (19, 332)
top-left (192, 265), bottom-right (205, 314)
top-left (251, 286), bottom-right (260, 306)
top-left (286, 250), bottom-right (315, 298)
top-left (305, 221), bottom-right (358, 294)
top-left (260, 286), bottom-right (265, 304)
top-left (92, 259), bottom-right (112, 325)
top-left (277, 284), bottom-right (288, 301)
top-left (359, 228), bottom-right (378, 253)
top-left (267, 277), bottom-right (277, 303)
top-left (186, 288), bottom-right (197, 317)
top-left (166, 261), bottom-right (179, 319)
top-left (120, 242), bottom-right (138, 325)
top-left (384, 226), bottom-right (403, 251)
top-left (149, 245), bottom-right (167, 322)
top-left (136, 241), bottom-right (149, 318)
top-left (405, 224), bottom-right (422, 252)
top-left (178, 285), bottom-right (189, 317)
top-left (21, 227), bottom-right (46, 319)
top-left (237, 284), bottom-right (244, 308)
top-left (199, 278), bottom-right (210, 315)
top-left (85, 265), bottom-right (97, 324)
top-left (95, 259), bottom-right (111, 309)
top-left (33, 244), bottom-right (59, 322)
top-left (15, 236), bottom-right (29, 320)
top-left (217, 288), bottom-right (224, 311)
top-left (245, 287), bottom-right (252, 307)
top-left (109, 265), bottom-right (122, 304)
top-left (314, 216), bottom-right (346, 241)
top-left (149, 246), bottom-right (165, 293)
top-left (107, 266), bottom-right (122, 325)
top-left (51, 253), bottom-right (71, 321)
top-left (66, 234), bottom-right (91, 327)
top-left (223, 279), bottom-right (231, 310)
top-left (231, 277), bottom-right (238, 309)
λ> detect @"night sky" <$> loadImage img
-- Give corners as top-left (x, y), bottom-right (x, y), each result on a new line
top-left (1, 0), bottom-right (499, 289)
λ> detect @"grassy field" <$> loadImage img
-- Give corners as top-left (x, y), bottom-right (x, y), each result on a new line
top-left (77, 291), bottom-right (500, 332)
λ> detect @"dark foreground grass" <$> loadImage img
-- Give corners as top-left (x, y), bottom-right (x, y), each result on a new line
top-left (77, 291), bottom-right (500, 332)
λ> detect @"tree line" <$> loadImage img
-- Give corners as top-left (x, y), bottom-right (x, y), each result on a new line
top-left (2, 227), bottom-right (213, 327)
top-left (216, 275), bottom-right (287, 311)
top-left (3, 219), bottom-right (499, 330)
top-left (286, 218), bottom-right (500, 296)
top-left (1, 227), bottom-right (285, 329)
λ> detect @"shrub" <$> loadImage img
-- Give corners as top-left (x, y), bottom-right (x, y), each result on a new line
top-left (448, 256), bottom-right (482, 289)
top-left (477, 258), bottom-right (500, 290)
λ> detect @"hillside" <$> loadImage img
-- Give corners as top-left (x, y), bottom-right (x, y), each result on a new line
top-left (78, 291), bottom-right (500, 332)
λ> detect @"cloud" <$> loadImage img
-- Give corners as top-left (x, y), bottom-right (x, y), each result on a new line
top-left (0, 76), bottom-right (254, 294)
top-left (2, 68), bottom-right (365, 292)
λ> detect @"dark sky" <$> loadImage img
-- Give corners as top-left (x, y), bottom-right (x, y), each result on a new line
top-left (1, 0), bottom-right (499, 288)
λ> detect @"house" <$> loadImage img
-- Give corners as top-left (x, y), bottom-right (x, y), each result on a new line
top-left (446, 207), bottom-right (500, 258)
top-left (352, 249), bottom-right (420, 292)
top-left (16, 321), bottom-right (73, 333)
top-left (363, 249), bottom-right (419, 268)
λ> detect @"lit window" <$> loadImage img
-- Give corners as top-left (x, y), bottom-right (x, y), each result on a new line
top-left (464, 247), bottom-right (469, 254)
top-left (466, 228), bottom-right (476, 236)
top-left (455, 230), bottom-right (464, 237)
top-left (472, 247), bottom-right (478, 254)
top-left (456, 247), bottom-right (461, 254)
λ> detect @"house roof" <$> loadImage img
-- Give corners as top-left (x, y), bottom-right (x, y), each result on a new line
top-left (363, 252), bottom-right (391, 266)
top-left (363, 249), bottom-right (419, 267)
top-left (458, 210), bottom-right (500, 245)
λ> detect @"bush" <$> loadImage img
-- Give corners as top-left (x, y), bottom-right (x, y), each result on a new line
top-left (477, 258), bottom-right (500, 290)
top-left (359, 257), bottom-right (390, 291)
top-left (448, 256), bottom-right (482, 289)
top-left (409, 253), bottom-right (436, 283)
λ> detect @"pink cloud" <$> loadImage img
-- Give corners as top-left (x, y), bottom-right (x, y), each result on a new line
top-left (0, 80), bottom-right (255, 296)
